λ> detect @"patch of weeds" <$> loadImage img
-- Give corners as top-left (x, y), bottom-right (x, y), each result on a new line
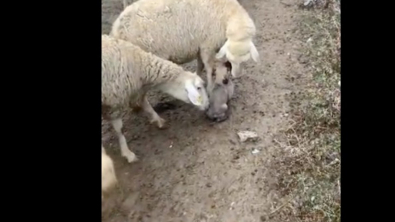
top-left (268, 1), bottom-right (340, 222)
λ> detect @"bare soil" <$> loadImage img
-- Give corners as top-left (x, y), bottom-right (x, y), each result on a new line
top-left (101, 0), bottom-right (317, 221)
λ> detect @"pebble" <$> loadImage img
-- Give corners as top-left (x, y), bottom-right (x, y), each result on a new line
top-left (237, 131), bottom-right (259, 142)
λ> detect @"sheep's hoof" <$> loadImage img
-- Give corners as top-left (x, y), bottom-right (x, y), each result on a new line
top-left (151, 117), bottom-right (166, 129)
top-left (123, 151), bottom-right (138, 163)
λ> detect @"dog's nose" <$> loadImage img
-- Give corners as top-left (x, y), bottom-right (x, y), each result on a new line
top-left (212, 114), bottom-right (228, 122)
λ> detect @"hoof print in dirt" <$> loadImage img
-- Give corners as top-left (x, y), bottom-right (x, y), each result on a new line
top-left (237, 130), bottom-right (259, 142)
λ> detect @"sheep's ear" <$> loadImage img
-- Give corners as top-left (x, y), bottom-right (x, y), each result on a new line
top-left (215, 41), bottom-right (229, 60)
top-left (250, 42), bottom-right (259, 62)
top-left (185, 81), bottom-right (203, 106)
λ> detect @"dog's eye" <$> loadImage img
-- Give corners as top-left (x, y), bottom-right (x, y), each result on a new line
top-left (197, 87), bottom-right (201, 90)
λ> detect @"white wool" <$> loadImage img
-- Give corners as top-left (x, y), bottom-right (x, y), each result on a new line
top-left (102, 35), bottom-right (209, 163)
top-left (102, 147), bottom-right (117, 194)
top-left (110, 0), bottom-right (259, 91)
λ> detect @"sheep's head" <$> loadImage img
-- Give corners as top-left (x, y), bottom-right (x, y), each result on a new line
top-left (160, 71), bottom-right (209, 111)
top-left (215, 39), bottom-right (259, 77)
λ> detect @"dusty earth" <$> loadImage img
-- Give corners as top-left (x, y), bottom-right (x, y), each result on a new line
top-left (102, 0), bottom-right (309, 221)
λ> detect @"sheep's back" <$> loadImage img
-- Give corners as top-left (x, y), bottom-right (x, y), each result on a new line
top-left (110, 0), bottom-right (231, 63)
top-left (102, 36), bottom-right (144, 109)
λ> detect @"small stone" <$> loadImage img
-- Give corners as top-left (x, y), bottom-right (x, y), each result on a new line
top-left (251, 148), bottom-right (260, 154)
top-left (237, 131), bottom-right (259, 142)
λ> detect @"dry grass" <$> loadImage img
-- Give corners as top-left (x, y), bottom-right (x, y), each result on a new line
top-left (266, 0), bottom-right (340, 221)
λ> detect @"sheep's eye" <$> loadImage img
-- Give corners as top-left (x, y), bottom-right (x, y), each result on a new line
top-left (197, 87), bottom-right (201, 90)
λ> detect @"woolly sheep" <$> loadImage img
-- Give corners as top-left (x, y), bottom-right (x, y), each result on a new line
top-left (102, 146), bottom-right (117, 196)
top-left (102, 35), bottom-right (209, 163)
top-left (110, 0), bottom-right (259, 93)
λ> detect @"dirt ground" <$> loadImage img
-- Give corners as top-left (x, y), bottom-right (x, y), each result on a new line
top-left (102, 0), bottom-right (313, 221)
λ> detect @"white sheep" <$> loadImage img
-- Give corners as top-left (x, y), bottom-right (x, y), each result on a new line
top-left (110, 0), bottom-right (259, 93)
top-left (102, 34), bottom-right (209, 163)
top-left (102, 146), bottom-right (117, 196)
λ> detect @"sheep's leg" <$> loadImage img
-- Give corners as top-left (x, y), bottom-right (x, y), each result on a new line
top-left (200, 49), bottom-right (215, 95)
top-left (141, 94), bottom-right (166, 128)
top-left (110, 118), bottom-right (138, 163)
top-left (197, 54), bottom-right (204, 77)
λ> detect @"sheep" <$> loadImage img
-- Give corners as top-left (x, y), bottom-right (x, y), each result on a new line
top-left (102, 34), bottom-right (209, 163)
top-left (110, 0), bottom-right (259, 94)
top-left (102, 146), bottom-right (117, 196)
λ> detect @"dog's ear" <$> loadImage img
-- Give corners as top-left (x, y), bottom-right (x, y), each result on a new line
top-left (224, 61), bottom-right (232, 71)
